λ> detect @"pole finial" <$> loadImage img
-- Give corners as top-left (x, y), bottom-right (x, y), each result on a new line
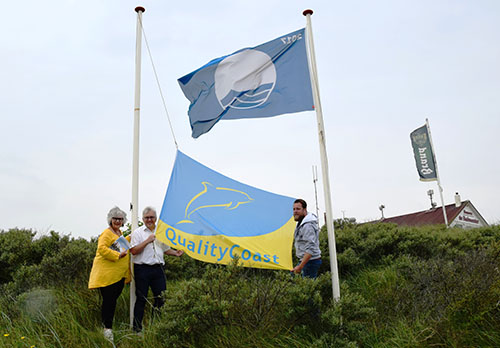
top-left (135, 6), bottom-right (145, 13)
top-left (303, 9), bottom-right (313, 16)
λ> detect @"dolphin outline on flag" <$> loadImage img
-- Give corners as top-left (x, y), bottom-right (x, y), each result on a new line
top-left (177, 181), bottom-right (254, 224)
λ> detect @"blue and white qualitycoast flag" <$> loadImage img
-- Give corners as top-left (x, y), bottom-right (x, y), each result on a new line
top-left (156, 151), bottom-right (296, 270)
top-left (178, 28), bottom-right (314, 138)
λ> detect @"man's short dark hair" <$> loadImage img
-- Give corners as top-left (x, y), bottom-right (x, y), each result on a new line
top-left (294, 199), bottom-right (307, 209)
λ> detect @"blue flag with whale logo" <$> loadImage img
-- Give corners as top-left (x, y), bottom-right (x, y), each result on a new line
top-left (156, 151), bottom-right (296, 270)
top-left (178, 28), bottom-right (314, 138)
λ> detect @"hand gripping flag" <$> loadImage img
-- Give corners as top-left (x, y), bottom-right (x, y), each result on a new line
top-left (410, 125), bottom-right (437, 181)
top-left (178, 28), bottom-right (314, 138)
top-left (156, 151), bottom-right (296, 270)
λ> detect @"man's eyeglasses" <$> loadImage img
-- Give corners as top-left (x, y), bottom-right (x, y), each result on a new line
top-left (143, 216), bottom-right (156, 220)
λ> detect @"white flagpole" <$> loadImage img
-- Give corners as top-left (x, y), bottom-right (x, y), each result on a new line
top-left (425, 118), bottom-right (448, 227)
top-left (303, 9), bottom-right (340, 300)
top-left (130, 6), bottom-right (145, 328)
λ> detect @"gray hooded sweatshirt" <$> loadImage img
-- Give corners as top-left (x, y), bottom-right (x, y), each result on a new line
top-left (294, 212), bottom-right (321, 261)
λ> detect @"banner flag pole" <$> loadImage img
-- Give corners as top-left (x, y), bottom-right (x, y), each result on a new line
top-left (303, 9), bottom-right (340, 300)
top-left (425, 118), bottom-right (448, 227)
top-left (130, 6), bottom-right (145, 328)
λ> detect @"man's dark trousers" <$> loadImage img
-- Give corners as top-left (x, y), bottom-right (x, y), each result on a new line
top-left (133, 263), bottom-right (166, 332)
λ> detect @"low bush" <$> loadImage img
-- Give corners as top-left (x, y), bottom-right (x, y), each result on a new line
top-left (1, 225), bottom-right (499, 347)
top-left (0, 229), bottom-right (95, 294)
top-left (151, 259), bottom-right (374, 347)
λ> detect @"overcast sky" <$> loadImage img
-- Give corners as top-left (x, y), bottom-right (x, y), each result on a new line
top-left (1, 0), bottom-right (499, 240)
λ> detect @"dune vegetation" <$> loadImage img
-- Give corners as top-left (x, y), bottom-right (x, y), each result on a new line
top-left (1, 222), bottom-right (499, 347)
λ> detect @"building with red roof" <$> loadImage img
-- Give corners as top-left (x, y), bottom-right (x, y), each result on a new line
top-left (377, 196), bottom-right (488, 229)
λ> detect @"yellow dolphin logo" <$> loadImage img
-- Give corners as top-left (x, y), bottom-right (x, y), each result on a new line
top-left (177, 181), bottom-right (254, 224)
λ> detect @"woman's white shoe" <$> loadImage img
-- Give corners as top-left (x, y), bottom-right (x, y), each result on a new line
top-left (103, 328), bottom-right (113, 342)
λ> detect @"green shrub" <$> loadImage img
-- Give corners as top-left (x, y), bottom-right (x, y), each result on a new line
top-left (163, 251), bottom-right (209, 281)
top-left (151, 260), bottom-right (337, 347)
top-left (37, 238), bottom-right (95, 287)
top-left (0, 229), bottom-right (96, 293)
top-left (1, 224), bottom-right (499, 347)
top-left (0, 229), bottom-right (36, 284)
top-left (324, 223), bottom-right (500, 278)
top-left (31, 231), bottom-right (71, 262)
top-left (313, 283), bottom-right (375, 347)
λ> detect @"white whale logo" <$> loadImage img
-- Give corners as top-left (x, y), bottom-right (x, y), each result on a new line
top-left (214, 49), bottom-right (276, 110)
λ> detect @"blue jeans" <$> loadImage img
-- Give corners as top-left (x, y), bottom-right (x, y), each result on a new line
top-left (301, 258), bottom-right (322, 279)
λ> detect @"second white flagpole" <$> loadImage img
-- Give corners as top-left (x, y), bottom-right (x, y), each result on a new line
top-left (130, 5), bottom-right (145, 328)
top-left (425, 118), bottom-right (448, 227)
top-left (303, 9), bottom-right (340, 300)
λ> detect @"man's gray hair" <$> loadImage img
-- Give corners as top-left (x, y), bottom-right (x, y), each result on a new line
top-left (142, 206), bottom-right (157, 217)
top-left (107, 206), bottom-right (127, 226)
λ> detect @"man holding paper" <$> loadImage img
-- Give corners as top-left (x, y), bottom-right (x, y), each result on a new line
top-left (130, 206), bottom-right (184, 332)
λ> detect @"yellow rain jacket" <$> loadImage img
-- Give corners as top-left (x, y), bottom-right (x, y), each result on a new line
top-left (88, 228), bottom-right (131, 289)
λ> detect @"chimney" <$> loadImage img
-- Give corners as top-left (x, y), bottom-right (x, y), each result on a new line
top-left (454, 192), bottom-right (461, 207)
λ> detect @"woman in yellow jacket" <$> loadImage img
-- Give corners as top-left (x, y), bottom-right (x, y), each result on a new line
top-left (89, 207), bottom-right (131, 341)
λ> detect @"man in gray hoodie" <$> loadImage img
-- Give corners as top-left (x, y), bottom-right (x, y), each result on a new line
top-left (291, 199), bottom-right (322, 278)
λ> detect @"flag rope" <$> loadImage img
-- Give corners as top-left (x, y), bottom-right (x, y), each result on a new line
top-left (138, 16), bottom-right (179, 150)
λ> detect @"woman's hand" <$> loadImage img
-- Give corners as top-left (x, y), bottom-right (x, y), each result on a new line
top-left (119, 250), bottom-right (128, 259)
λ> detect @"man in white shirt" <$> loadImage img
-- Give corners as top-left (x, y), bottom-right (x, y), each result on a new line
top-left (130, 206), bottom-right (183, 332)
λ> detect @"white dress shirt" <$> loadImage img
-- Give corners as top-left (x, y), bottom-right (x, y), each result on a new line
top-left (130, 225), bottom-right (170, 265)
